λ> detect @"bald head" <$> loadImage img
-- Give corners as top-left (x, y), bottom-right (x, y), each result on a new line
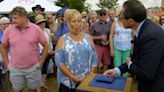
top-left (108, 8), bottom-right (116, 22)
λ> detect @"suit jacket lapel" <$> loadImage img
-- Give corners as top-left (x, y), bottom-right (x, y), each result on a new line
top-left (132, 36), bottom-right (139, 63)
top-left (131, 19), bottom-right (149, 64)
top-left (137, 19), bottom-right (150, 39)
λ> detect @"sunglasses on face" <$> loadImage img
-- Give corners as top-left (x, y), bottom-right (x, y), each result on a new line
top-left (37, 21), bottom-right (45, 25)
top-left (35, 9), bottom-right (42, 11)
top-left (82, 16), bottom-right (87, 18)
top-left (119, 17), bottom-right (125, 20)
top-left (1, 23), bottom-right (10, 25)
top-left (161, 18), bottom-right (164, 20)
top-left (46, 17), bottom-right (53, 20)
top-left (100, 13), bottom-right (106, 16)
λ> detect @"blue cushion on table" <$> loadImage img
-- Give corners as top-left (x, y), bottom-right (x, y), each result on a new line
top-left (88, 74), bottom-right (127, 90)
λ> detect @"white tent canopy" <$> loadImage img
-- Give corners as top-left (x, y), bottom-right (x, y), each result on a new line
top-left (0, 0), bottom-right (61, 13)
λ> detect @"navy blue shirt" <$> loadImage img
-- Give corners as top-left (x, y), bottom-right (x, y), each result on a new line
top-left (90, 20), bottom-right (111, 46)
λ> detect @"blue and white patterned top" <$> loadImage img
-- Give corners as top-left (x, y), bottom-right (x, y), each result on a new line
top-left (113, 20), bottom-right (132, 51)
top-left (55, 33), bottom-right (97, 89)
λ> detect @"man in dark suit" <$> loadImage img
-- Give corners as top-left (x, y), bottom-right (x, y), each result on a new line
top-left (103, 0), bottom-right (164, 92)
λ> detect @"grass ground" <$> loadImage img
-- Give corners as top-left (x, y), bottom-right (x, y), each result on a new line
top-left (0, 74), bottom-right (138, 92)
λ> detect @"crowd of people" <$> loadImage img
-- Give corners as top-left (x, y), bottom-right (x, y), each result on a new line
top-left (0, 0), bottom-right (164, 92)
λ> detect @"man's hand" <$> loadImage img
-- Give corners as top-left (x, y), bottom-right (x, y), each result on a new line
top-left (103, 69), bottom-right (117, 77)
top-left (99, 35), bottom-right (107, 40)
top-left (48, 50), bottom-right (55, 55)
top-left (126, 57), bottom-right (131, 65)
top-left (38, 60), bottom-right (44, 67)
top-left (103, 41), bottom-right (109, 46)
top-left (2, 61), bottom-right (8, 68)
top-left (110, 50), bottom-right (114, 57)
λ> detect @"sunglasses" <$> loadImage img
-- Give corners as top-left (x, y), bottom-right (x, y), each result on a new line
top-left (82, 16), bottom-right (87, 18)
top-left (161, 18), bottom-right (164, 20)
top-left (119, 17), bottom-right (125, 20)
top-left (1, 23), bottom-right (10, 25)
top-left (35, 9), bottom-right (42, 11)
top-left (100, 13), bottom-right (106, 16)
top-left (37, 21), bottom-right (45, 25)
top-left (46, 17), bottom-right (53, 20)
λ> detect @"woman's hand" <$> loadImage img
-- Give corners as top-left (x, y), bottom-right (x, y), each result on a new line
top-left (70, 75), bottom-right (86, 83)
top-left (70, 76), bottom-right (82, 83)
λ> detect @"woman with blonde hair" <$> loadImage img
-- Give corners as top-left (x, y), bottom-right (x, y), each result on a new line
top-left (55, 9), bottom-right (97, 92)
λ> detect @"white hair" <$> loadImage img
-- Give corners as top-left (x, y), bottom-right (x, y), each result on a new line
top-left (0, 17), bottom-right (10, 24)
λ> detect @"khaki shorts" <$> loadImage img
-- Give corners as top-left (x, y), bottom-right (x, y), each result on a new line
top-left (8, 63), bottom-right (43, 92)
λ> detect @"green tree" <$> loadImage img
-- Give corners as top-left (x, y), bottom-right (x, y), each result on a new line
top-left (96, 0), bottom-right (119, 9)
top-left (162, 0), bottom-right (164, 10)
top-left (55, 0), bottom-right (88, 12)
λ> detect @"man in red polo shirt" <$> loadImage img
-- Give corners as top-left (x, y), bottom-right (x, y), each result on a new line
top-left (1, 7), bottom-right (48, 92)
top-left (90, 9), bottom-right (111, 73)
